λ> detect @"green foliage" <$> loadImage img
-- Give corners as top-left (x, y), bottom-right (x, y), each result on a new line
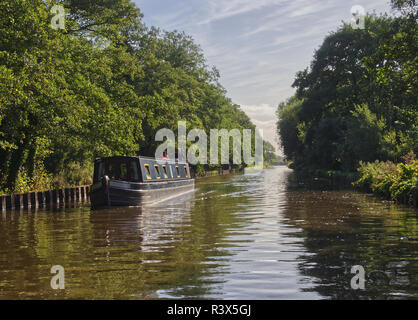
top-left (53, 161), bottom-right (93, 188)
top-left (391, 0), bottom-right (418, 16)
top-left (276, 96), bottom-right (303, 167)
top-left (263, 141), bottom-right (277, 165)
top-left (194, 163), bottom-right (206, 176)
top-left (0, 0), bottom-right (259, 193)
top-left (354, 153), bottom-right (417, 206)
top-left (277, 5), bottom-right (417, 175)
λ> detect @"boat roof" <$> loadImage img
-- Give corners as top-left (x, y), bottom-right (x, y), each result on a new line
top-left (95, 156), bottom-right (188, 164)
top-left (95, 156), bottom-right (138, 162)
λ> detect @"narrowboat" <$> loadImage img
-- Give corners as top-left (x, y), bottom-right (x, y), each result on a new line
top-left (90, 156), bottom-right (194, 209)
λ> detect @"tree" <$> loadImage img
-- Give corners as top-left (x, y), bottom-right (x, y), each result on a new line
top-left (277, 9), bottom-right (417, 173)
top-left (0, 0), bottom-right (263, 192)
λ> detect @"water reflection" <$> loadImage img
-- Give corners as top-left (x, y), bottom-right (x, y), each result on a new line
top-left (280, 174), bottom-right (418, 300)
top-left (0, 167), bottom-right (417, 299)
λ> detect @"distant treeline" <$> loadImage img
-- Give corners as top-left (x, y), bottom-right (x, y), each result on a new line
top-left (0, 0), bottom-right (276, 194)
top-left (277, 0), bottom-right (417, 206)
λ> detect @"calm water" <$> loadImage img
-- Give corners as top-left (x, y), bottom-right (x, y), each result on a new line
top-left (0, 167), bottom-right (417, 300)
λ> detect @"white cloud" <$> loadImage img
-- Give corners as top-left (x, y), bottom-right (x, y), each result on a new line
top-left (240, 104), bottom-right (280, 153)
top-left (240, 104), bottom-right (276, 122)
top-left (197, 0), bottom-right (284, 25)
top-left (135, 0), bottom-right (392, 149)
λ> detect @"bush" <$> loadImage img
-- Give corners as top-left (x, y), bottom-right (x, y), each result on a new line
top-left (354, 152), bottom-right (418, 206)
top-left (0, 163), bottom-right (54, 195)
top-left (53, 162), bottom-right (93, 189)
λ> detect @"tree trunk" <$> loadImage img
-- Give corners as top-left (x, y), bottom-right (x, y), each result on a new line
top-left (6, 143), bottom-right (27, 192)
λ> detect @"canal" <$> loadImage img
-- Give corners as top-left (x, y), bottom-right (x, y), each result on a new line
top-left (0, 166), bottom-right (417, 299)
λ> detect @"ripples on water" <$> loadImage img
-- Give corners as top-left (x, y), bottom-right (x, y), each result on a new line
top-left (0, 167), bottom-right (417, 299)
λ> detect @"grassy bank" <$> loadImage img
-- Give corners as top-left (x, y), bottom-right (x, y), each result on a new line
top-left (353, 153), bottom-right (417, 207)
top-left (288, 153), bottom-right (417, 208)
top-left (0, 162), bottom-right (93, 196)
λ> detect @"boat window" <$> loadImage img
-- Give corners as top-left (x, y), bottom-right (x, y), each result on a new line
top-left (184, 166), bottom-right (189, 178)
top-left (144, 164), bottom-right (152, 180)
top-left (120, 163), bottom-right (128, 180)
top-left (96, 162), bottom-right (104, 181)
top-left (175, 166), bottom-right (180, 178)
top-left (162, 165), bottom-right (168, 179)
top-left (97, 158), bottom-right (141, 181)
top-left (130, 160), bottom-right (139, 181)
top-left (154, 165), bottom-right (161, 179)
top-left (108, 163), bottom-right (117, 180)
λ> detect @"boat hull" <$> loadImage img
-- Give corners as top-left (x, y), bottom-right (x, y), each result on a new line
top-left (90, 179), bottom-right (195, 209)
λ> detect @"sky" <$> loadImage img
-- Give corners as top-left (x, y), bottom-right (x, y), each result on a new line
top-left (134, 0), bottom-right (393, 154)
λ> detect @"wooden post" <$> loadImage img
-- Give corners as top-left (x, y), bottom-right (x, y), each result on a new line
top-left (0, 184), bottom-right (94, 211)
top-left (37, 191), bottom-right (45, 207)
top-left (64, 188), bottom-right (69, 203)
top-left (1, 196), bottom-right (5, 211)
top-left (30, 192), bottom-right (38, 208)
top-left (76, 187), bottom-right (81, 201)
top-left (6, 195), bottom-right (15, 210)
top-left (16, 194), bottom-right (23, 209)
top-left (58, 189), bottom-right (65, 204)
top-left (45, 190), bottom-right (52, 206)
top-left (48, 190), bottom-right (53, 206)
top-left (81, 186), bottom-right (87, 201)
top-left (52, 189), bottom-right (58, 205)
top-left (23, 193), bottom-right (30, 208)
top-left (79, 186), bottom-right (84, 201)
top-left (70, 188), bottom-right (76, 202)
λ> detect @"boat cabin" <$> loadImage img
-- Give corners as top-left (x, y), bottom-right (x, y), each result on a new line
top-left (93, 156), bottom-right (191, 184)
